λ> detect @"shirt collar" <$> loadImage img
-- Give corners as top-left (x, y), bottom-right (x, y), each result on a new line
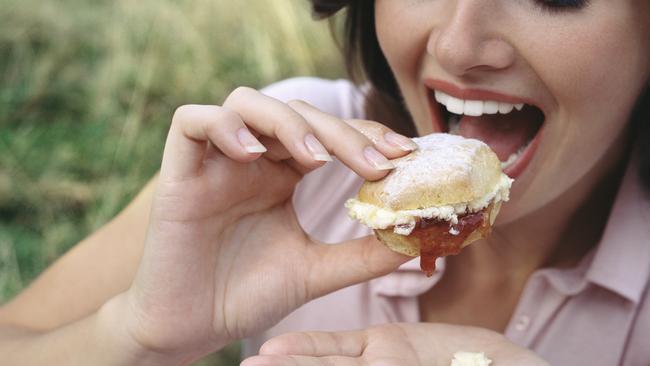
top-left (533, 154), bottom-right (650, 303)
top-left (371, 154), bottom-right (650, 303)
top-left (584, 154), bottom-right (650, 303)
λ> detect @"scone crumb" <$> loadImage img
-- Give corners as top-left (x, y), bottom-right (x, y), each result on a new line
top-left (451, 351), bottom-right (492, 366)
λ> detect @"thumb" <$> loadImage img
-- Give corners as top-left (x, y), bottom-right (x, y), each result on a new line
top-left (305, 236), bottom-right (412, 301)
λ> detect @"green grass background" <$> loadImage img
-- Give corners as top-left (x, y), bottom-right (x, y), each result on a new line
top-left (0, 0), bottom-right (343, 363)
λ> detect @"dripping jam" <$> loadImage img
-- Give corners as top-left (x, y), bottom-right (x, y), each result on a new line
top-left (410, 207), bottom-right (490, 277)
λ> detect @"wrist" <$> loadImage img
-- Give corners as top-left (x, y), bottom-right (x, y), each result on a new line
top-left (96, 293), bottom-right (188, 366)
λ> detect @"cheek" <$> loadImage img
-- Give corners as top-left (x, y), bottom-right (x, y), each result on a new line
top-left (504, 9), bottom-right (649, 219)
top-left (375, 2), bottom-right (436, 133)
top-left (534, 13), bottom-right (645, 149)
top-left (524, 5), bottom-right (648, 133)
top-left (375, 4), bottom-right (426, 82)
top-left (543, 33), bottom-right (644, 125)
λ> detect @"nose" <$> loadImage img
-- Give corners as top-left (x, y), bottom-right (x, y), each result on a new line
top-left (427, 1), bottom-right (515, 76)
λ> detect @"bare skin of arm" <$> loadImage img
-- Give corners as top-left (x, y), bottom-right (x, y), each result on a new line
top-left (0, 176), bottom-right (157, 330)
top-left (0, 90), bottom-right (412, 364)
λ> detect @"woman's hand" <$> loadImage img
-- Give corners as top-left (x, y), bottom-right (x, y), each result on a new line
top-left (106, 87), bottom-right (416, 363)
top-left (243, 323), bottom-right (550, 366)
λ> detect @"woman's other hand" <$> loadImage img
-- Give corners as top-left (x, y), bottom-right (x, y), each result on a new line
top-left (243, 323), bottom-right (550, 366)
top-left (106, 87), bottom-right (416, 363)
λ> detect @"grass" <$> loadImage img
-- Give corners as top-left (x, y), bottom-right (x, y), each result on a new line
top-left (0, 0), bottom-right (344, 363)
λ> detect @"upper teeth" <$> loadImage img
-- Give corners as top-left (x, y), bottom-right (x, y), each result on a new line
top-left (434, 90), bottom-right (524, 117)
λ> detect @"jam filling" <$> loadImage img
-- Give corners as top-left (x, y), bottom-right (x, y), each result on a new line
top-left (410, 207), bottom-right (490, 277)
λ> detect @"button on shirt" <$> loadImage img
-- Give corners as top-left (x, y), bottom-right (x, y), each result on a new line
top-left (245, 78), bottom-right (650, 365)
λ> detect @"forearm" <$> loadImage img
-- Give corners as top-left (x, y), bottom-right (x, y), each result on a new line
top-left (1, 177), bottom-right (156, 331)
top-left (0, 294), bottom-right (182, 366)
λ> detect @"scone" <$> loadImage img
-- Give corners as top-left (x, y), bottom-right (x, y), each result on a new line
top-left (345, 133), bottom-right (513, 276)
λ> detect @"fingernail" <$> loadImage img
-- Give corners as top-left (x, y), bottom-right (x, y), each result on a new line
top-left (384, 132), bottom-right (418, 151)
top-left (304, 134), bottom-right (332, 162)
top-left (237, 128), bottom-right (267, 153)
top-left (364, 146), bottom-right (394, 170)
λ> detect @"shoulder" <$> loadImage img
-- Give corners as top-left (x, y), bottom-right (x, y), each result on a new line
top-left (261, 77), bottom-right (366, 120)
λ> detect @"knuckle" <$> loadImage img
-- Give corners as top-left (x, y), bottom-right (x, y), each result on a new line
top-left (331, 119), bottom-right (364, 142)
top-left (275, 116), bottom-right (309, 137)
top-left (172, 105), bottom-right (238, 136)
top-left (273, 121), bottom-right (292, 138)
top-left (358, 119), bottom-right (390, 133)
top-left (226, 86), bottom-right (257, 104)
top-left (358, 128), bottom-right (383, 145)
top-left (216, 107), bottom-right (240, 123)
top-left (269, 106), bottom-right (310, 135)
top-left (172, 104), bottom-right (197, 123)
top-left (349, 120), bottom-right (388, 140)
top-left (286, 99), bottom-right (309, 109)
top-left (203, 117), bottom-right (221, 137)
top-left (233, 85), bottom-right (256, 95)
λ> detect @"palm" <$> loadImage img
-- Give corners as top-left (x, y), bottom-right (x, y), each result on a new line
top-left (251, 323), bottom-right (549, 366)
top-left (357, 325), bottom-right (425, 365)
top-left (216, 204), bottom-right (312, 337)
top-left (132, 155), bottom-right (311, 348)
top-left (211, 178), bottom-right (314, 340)
top-left (360, 324), bottom-right (546, 366)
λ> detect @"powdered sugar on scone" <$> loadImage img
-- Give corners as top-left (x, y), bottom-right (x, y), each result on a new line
top-left (345, 133), bottom-right (513, 235)
top-left (381, 134), bottom-right (483, 205)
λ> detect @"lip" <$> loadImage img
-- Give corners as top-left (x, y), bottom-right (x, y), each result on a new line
top-left (424, 79), bottom-right (537, 106)
top-left (502, 125), bottom-right (543, 179)
top-left (423, 78), bottom-right (545, 179)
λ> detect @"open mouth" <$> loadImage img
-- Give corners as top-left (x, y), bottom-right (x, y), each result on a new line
top-left (426, 86), bottom-right (545, 178)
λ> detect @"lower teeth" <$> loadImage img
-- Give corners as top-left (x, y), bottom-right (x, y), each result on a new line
top-left (448, 114), bottom-right (461, 135)
top-left (500, 143), bottom-right (529, 170)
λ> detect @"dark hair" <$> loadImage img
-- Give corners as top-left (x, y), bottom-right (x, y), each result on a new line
top-left (632, 85), bottom-right (650, 190)
top-left (310, 0), bottom-right (650, 190)
top-left (311, 0), bottom-right (416, 137)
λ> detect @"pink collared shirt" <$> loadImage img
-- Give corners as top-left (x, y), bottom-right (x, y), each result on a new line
top-left (245, 78), bottom-right (650, 365)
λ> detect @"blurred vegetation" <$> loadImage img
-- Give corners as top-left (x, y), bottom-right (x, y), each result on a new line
top-left (0, 0), bottom-right (343, 363)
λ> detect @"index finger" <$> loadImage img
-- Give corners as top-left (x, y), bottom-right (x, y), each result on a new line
top-left (287, 100), bottom-right (411, 181)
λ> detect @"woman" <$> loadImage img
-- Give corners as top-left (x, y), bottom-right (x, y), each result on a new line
top-left (1, 0), bottom-right (648, 365)
top-left (242, 1), bottom-right (650, 364)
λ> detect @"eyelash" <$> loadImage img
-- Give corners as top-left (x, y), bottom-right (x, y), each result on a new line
top-left (535, 0), bottom-right (590, 12)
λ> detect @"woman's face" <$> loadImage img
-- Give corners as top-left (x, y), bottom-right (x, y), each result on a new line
top-left (375, 0), bottom-right (650, 223)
